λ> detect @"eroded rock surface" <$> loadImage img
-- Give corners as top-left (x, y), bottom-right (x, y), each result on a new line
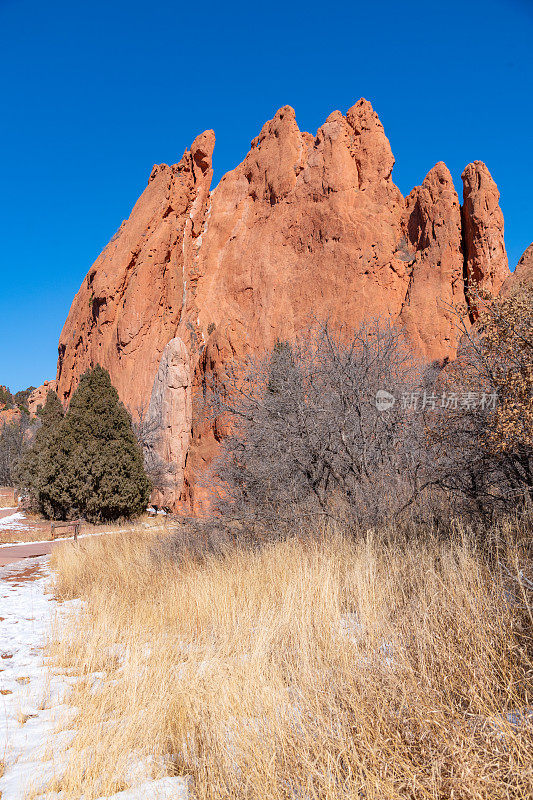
top-left (56, 131), bottom-right (215, 413)
top-left (502, 243), bottom-right (533, 295)
top-left (146, 337), bottom-right (192, 508)
top-left (462, 161), bottom-right (509, 296)
top-left (55, 99), bottom-right (512, 511)
top-left (399, 162), bottom-right (465, 358)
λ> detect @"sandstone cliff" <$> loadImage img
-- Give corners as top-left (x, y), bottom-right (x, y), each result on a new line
top-left (56, 98), bottom-right (513, 511)
top-left (56, 131), bottom-right (215, 412)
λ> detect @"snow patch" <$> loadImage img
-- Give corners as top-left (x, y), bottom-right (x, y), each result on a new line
top-left (0, 511), bottom-right (28, 531)
top-left (0, 557), bottom-right (190, 799)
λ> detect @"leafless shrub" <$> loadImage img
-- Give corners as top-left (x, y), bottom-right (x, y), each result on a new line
top-left (0, 414), bottom-right (35, 486)
top-left (154, 517), bottom-right (235, 563)
top-left (205, 319), bottom-right (432, 529)
top-left (426, 285), bottom-right (533, 519)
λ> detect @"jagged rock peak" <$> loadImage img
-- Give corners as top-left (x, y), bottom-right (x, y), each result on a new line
top-left (346, 97), bottom-right (395, 184)
top-left (56, 129), bottom-right (214, 411)
top-left (501, 242), bottom-right (533, 296)
top-left (462, 160), bottom-right (508, 295)
top-left (149, 129), bottom-right (215, 183)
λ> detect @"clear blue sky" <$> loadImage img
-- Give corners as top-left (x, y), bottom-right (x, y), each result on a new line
top-left (1, 0), bottom-right (531, 392)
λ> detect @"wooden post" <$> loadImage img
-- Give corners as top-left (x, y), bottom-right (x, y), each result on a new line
top-left (50, 520), bottom-right (81, 542)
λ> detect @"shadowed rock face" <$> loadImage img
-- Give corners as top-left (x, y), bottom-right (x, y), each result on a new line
top-left (55, 98), bottom-right (513, 512)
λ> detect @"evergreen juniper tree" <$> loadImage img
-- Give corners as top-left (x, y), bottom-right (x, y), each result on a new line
top-left (60, 366), bottom-right (151, 522)
top-left (16, 390), bottom-right (66, 516)
top-left (18, 370), bottom-right (151, 521)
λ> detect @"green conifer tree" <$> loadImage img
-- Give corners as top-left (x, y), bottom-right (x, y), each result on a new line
top-left (16, 390), bottom-right (66, 516)
top-left (60, 366), bottom-right (151, 522)
top-left (18, 370), bottom-right (151, 521)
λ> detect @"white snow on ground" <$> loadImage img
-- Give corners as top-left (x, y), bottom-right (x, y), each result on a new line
top-left (0, 555), bottom-right (189, 799)
top-left (0, 511), bottom-right (30, 531)
top-left (0, 556), bottom-right (77, 798)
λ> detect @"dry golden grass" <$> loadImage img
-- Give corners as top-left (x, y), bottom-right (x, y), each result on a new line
top-left (48, 522), bottom-right (533, 799)
top-left (0, 486), bottom-right (17, 508)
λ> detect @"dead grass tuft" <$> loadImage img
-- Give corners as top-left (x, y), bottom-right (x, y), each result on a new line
top-left (49, 522), bottom-right (533, 799)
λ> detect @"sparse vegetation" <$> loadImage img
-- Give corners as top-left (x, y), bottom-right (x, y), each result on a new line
top-left (43, 291), bottom-right (533, 798)
top-left (428, 284), bottom-right (533, 517)
top-left (49, 518), bottom-right (532, 800)
top-left (0, 384), bottom-right (36, 413)
top-left (133, 404), bottom-right (177, 494)
top-left (0, 414), bottom-right (34, 486)
top-left (13, 385), bottom-right (36, 414)
top-left (0, 384), bottom-right (14, 409)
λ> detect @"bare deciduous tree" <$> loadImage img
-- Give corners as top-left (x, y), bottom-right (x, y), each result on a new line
top-left (205, 320), bottom-right (430, 529)
top-left (0, 414), bottom-right (35, 486)
top-left (426, 284), bottom-right (533, 518)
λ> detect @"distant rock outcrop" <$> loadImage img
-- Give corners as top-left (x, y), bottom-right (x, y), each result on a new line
top-left (27, 381), bottom-right (57, 416)
top-left (55, 98), bottom-right (514, 512)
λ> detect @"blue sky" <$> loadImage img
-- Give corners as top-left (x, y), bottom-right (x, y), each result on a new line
top-left (1, 0), bottom-right (532, 392)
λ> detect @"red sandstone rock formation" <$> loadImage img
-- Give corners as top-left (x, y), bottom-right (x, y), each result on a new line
top-left (55, 99), bottom-right (512, 511)
top-left (146, 337), bottom-right (192, 508)
top-left (56, 131), bottom-right (215, 412)
top-left (399, 162), bottom-right (465, 357)
top-left (27, 380), bottom-right (57, 416)
top-left (462, 161), bottom-right (509, 296)
top-left (0, 408), bottom-right (21, 428)
top-left (502, 243), bottom-right (533, 295)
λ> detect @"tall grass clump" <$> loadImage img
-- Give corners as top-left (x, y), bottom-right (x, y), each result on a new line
top-left (48, 519), bottom-right (532, 800)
